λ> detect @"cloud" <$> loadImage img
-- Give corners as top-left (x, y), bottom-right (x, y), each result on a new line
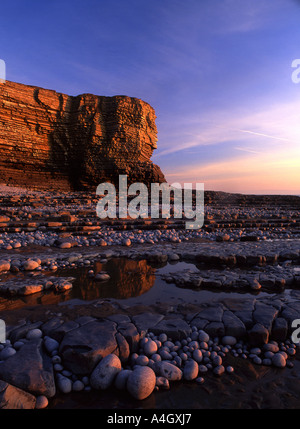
top-left (154, 97), bottom-right (300, 159)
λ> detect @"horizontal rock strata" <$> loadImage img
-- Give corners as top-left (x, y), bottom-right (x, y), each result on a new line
top-left (0, 81), bottom-right (165, 190)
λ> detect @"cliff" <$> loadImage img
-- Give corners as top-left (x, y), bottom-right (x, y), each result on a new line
top-left (0, 80), bottom-right (166, 190)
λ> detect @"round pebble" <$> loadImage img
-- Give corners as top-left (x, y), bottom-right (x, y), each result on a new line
top-left (144, 339), bottom-right (158, 356)
top-left (127, 366), bottom-right (156, 400)
top-left (35, 395), bottom-right (49, 409)
top-left (272, 353), bottom-right (286, 368)
top-left (198, 330), bottom-right (209, 342)
top-left (213, 365), bottom-right (225, 376)
top-left (26, 329), bottom-right (43, 340)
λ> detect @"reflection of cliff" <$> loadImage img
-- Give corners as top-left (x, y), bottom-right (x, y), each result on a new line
top-left (75, 258), bottom-right (156, 300)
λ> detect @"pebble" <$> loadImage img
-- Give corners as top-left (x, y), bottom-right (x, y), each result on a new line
top-left (44, 337), bottom-right (60, 354)
top-left (272, 353), bottom-right (286, 368)
top-left (35, 395), bottom-right (49, 409)
top-left (135, 354), bottom-right (149, 366)
top-left (127, 366), bottom-right (156, 400)
top-left (198, 330), bottom-right (209, 342)
top-left (57, 375), bottom-right (72, 393)
top-left (226, 366), bottom-right (234, 373)
top-left (222, 336), bottom-right (237, 346)
top-left (156, 376), bottom-right (170, 389)
top-left (72, 380), bottom-right (85, 391)
top-left (26, 329), bottom-right (43, 340)
top-left (0, 346), bottom-right (16, 360)
top-left (213, 365), bottom-right (225, 376)
top-left (90, 354), bottom-right (122, 390)
top-left (183, 359), bottom-right (199, 381)
top-left (23, 260), bottom-right (40, 271)
top-left (143, 339), bottom-right (158, 356)
top-left (115, 369), bottom-right (132, 390)
top-left (192, 349), bottom-right (203, 363)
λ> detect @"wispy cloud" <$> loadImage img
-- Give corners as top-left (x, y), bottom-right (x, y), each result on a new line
top-left (154, 98), bottom-right (300, 158)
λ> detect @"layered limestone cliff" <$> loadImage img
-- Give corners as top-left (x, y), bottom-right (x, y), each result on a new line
top-left (0, 80), bottom-right (165, 190)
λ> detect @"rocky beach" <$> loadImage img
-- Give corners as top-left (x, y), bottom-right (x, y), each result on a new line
top-left (0, 184), bottom-right (300, 410)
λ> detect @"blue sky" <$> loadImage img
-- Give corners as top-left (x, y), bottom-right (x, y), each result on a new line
top-left (1, 0), bottom-right (300, 194)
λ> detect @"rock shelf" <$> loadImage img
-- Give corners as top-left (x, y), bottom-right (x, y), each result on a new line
top-left (0, 187), bottom-right (300, 408)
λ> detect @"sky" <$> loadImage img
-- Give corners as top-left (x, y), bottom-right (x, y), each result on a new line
top-left (0, 0), bottom-right (300, 195)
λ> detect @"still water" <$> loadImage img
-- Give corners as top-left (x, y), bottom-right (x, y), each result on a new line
top-left (0, 258), bottom-right (276, 311)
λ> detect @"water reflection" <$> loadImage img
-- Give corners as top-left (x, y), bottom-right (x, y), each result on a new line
top-left (0, 258), bottom-right (156, 311)
top-left (72, 258), bottom-right (156, 300)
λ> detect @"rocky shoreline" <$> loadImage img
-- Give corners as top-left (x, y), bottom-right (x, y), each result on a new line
top-left (0, 186), bottom-right (300, 409)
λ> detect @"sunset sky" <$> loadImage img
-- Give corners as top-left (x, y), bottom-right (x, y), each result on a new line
top-left (1, 0), bottom-right (300, 194)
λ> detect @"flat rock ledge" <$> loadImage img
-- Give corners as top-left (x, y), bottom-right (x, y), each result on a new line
top-left (0, 296), bottom-right (299, 409)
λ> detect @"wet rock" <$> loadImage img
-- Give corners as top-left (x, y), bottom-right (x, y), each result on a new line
top-left (59, 320), bottom-right (118, 374)
top-left (222, 335), bottom-right (237, 346)
top-left (0, 339), bottom-right (55, 397)
top-left (127, 366), bottom-right (156, 400)
top-left (23, 260), bottom-right (40, 271)
top-left (56, 374), bottom-right (72, 393)
top-left (0, 260), bottom-right (10, 273)
top-left (183, 359), bottom-right (199, 381)
top-left (0, 380), bottom-right (36, 409)
top-left (90, 354), bottom-right (122, 390)
top-left (253, 302), bottom-right (279, 332)
top-left (35, 395), bottom-right (49, 409)
top-left (248, 323), bottom-right (269, 346)
top-left (272, 353), bottom-right (286, 368)
top-left (114, 369), bottom-right (132, 390)
top-left (151, 318), bottom-right (191, 340)
top-left (154, 361), bottom-right (183, 381)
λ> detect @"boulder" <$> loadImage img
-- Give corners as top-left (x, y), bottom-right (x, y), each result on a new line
top-left (0, 339), bottom-right (55, 397)
top-left (59, 320), bottom-right (118, 374)
top-left (0, 380), bottom-right (36, 409)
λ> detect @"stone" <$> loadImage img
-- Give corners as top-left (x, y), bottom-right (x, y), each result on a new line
top-left (56, 375), bottom-right (72, 394)
top-left (44, 337), bottom-right (60, 354)
top-left (205, 321), bottom-right (225, 337)
top-left (127, 366), bottom-right (156, 400)
top-left (272, 353), bottom-right (286, 368)
top-left (90, 354), bottom-right (122, 390)
top-left (198, 330), bottom-right (210, 342)
top-left (117, 322), bottom-right (141, 353)
top-left (0, 261), bottom-right (10, 273)
top-left (183, 359), bottom-right (199, 381)
top-left (143, 339), bottom-right (158, 356)
top-left (23, 260), bottom-right (40, 271)
top-left (151, 318), bottom-right (191, 340)
top-left (213, 365), bottom-right (225, 376)
top-left (0, 347), bottom-right (16, 360)
top-left (131, 313), bottom-right (164, 334)
top-left (35, 395), bottom-right (49, 409)
top-left (253, 303), bottom-right (279, 332)
top-left (72, 380), bottom-right (85, 391)
top-left (0, 380), bottom-right (36, 409)
top-left (221, 335), bottom-right (237, 346)
top-left (115, 332), bottom-right (130, 363)
top-left (271, 317), bottom-right (288, 342)
top-left (114, 369), bottom-right (132, 390)
top-left (154, 361), bottom-right (183, 381)
top-left (155, 376), bottom-right (170, 389)
top-left (26, 328), bottom-right (43, 340)
top-left (192, 349), bottom-right (203, 363)
top-left (248, 323), bottom-right (269, 346)
top-left (0, 339), bottom-right (55, 397)
top-left (95, 273), bottom-right (110, 281)
top-left (59, 320), bottom-right (118, 374)
top-left (222, 311), bottom-right (246, 338)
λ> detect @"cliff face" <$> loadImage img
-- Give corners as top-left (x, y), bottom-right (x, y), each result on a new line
top-left (0, 80), bottom-right (165, 190)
